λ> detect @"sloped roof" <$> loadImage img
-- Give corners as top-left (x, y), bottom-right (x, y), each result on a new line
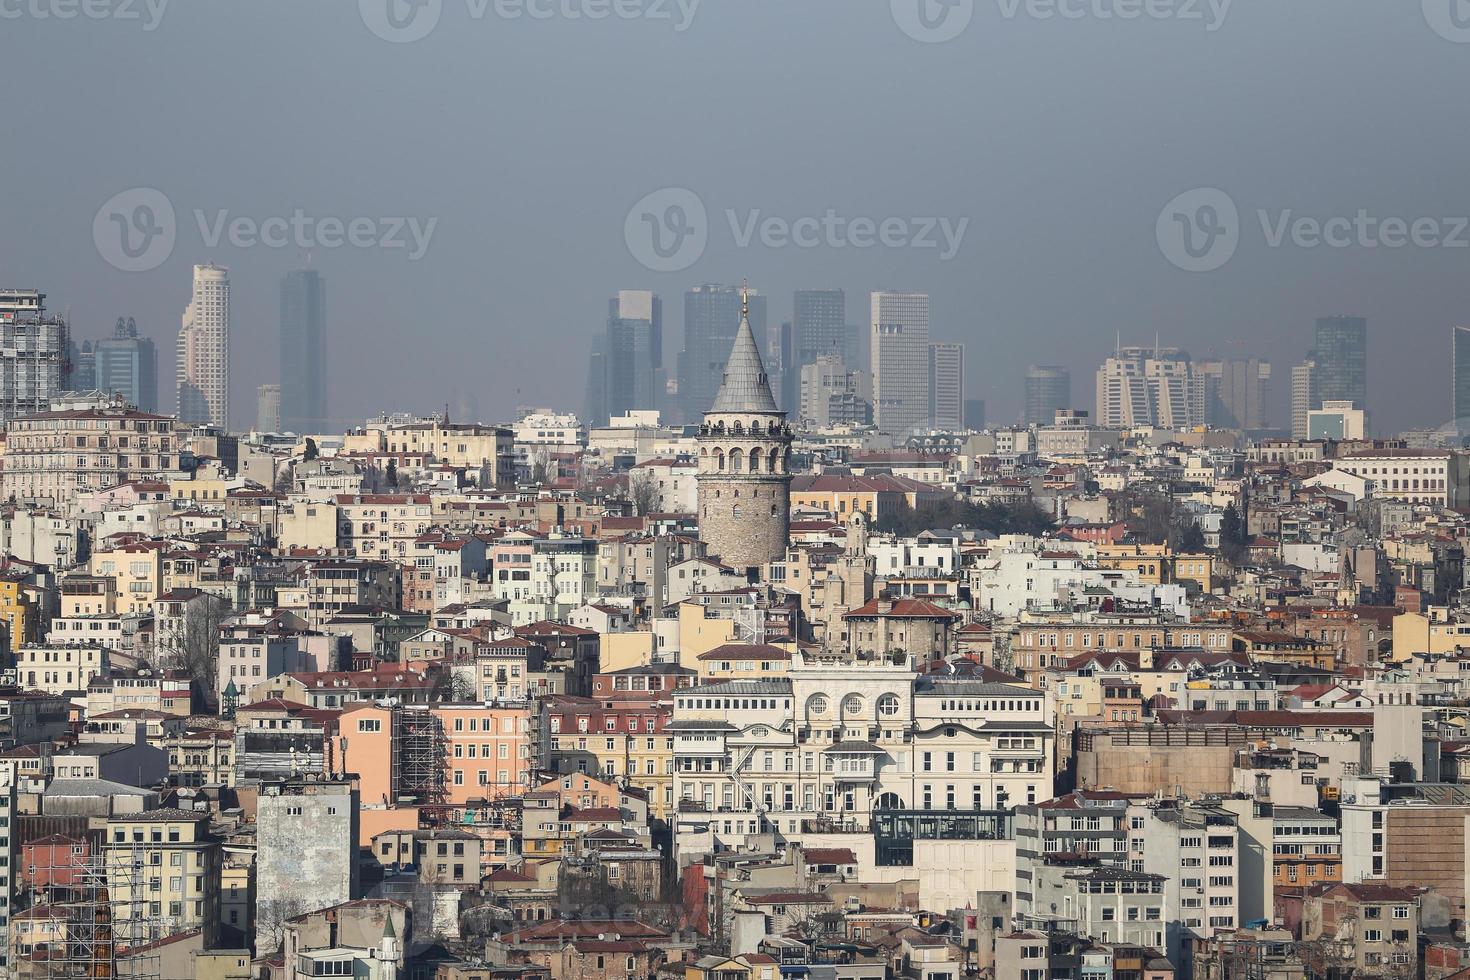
top-left (709, 308), bottom-right (778, 414)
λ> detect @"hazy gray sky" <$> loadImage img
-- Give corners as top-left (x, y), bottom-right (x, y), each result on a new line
top-left (3, 0), bottom-right (1467, 433)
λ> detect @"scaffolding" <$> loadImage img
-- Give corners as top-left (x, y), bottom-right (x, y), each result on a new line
top-left (14, 842), bottom-right (162, 980)
top-left (395, 707), bottom-right (448, 806)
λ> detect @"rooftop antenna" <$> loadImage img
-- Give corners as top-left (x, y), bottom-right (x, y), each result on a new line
top-left (741, 279), bottom-right (749, 320)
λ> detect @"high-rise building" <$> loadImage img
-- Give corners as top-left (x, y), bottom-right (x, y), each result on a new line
top-left (799, 354), bottom-right (872, 428)
top-left (94, 317), bottom-right (158, 412)
top-left (1198, 358), bottom-right (1272, 431)
top-left (177, 263), bottom-right (230, 427)
top-left (870, 291), bottom-right (931, 437)
top-left (1453, 327), bottom-right (1470, 431)
top-left (1095, 347), bottom-right (1206, 430)
top-left (1312, 315), bottom-right (1368, 411)
top-left (697, 289), bottom-right (791, 569)
top-left (601, 290), bottom-right (663, 421)
top-left (583, 336), bottom-right (610, 427)
top-left (680, 284), bottom-right (765, 424)
top-left (964, 398), bottom-right (986, 430)
top-left (790, 289), bottom-right (847, 411)
top-left (279, 269), bottom-right (327, 433)
top-left (1291, 360), bottom-right (1318, 440)
top-left (257, 384), bottom-right (281, 432)
top-left (1023, 365), bottom-right (1071, 426)
top-left (0, 289), bottom-right (70, 422)
top-left (928, 342), bottom-right (964, 431)
top-left (72, 341), bottom-right (97, 392)
top-left (771, 319), bottom-right (793, 413)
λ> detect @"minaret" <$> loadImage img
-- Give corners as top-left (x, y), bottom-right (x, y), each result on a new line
top-left (696, 283), bottom-right (793, 570)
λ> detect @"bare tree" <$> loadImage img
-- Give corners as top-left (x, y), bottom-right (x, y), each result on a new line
top-left (629, 470), bottom-right (659, 517)
top-left (531, 449), bottom-right (552, 486)
top-left (156, 595), bottom-right (228, 706)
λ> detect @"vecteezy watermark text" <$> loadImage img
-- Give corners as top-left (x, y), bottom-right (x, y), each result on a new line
top-left (359, 0), bottom-right (699, 43)
top-left (195, 210), bottom-right (437, 260)
top-left (92, 188), bottom-right (438, 272)
top-left (0, 0), bottom-right (167, 29)
top-left (1156, 187), bottom-right (1470, 272)
top-left (890, 0), bottom-right (1228, 43)
top-left (623, 188), bottom-right (968, 272)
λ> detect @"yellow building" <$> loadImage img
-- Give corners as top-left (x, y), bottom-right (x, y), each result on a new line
top-left (1094, 543), bottom-right (1169, 585)
top-left (104, 809), bottom-right (222, 946)
top-left (343, 419), bottom-right (512, 485)
top-left (546, 701), bottom-right (675, 819)
top-left (91, 541), bottom-right (167, 615)
top-left (676, 602), bottom-right (739, 670)
top-left (789, 473), bottom-right (942, 522)
top-left (1391, 608), bottom-right (1470, 662)
top-left (694, 642), bottom-right (796, 681)
top-left (0, 574), bottom-right (35, 654)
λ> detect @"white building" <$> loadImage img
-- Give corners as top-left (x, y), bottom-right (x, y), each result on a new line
top-left (1095, 347), bottom-right (1206, 430)
top-left (1126, 801), bottom-right (1241, 968)
top-left (1331, 449), bottom-right (1470, 509)
top-left (870, 292), bottom-right (930, 438)
top-left (177, 263), bottom-right (230, 427)
top-left (670, 652), bottom-right (1052, 853)
top-left (970, 548), bottom-right (1189, 619)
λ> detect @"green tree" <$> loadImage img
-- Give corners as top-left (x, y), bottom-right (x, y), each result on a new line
top-left (873, 497), bottom-right (1053, 537)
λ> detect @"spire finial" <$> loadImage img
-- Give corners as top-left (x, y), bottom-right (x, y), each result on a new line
top-left (741, 279), bottom-right (749, 321)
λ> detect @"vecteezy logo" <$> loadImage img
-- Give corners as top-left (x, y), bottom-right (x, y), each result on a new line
top-left (1156, 187), bottom-right (1239, 273)
top-left (1424, 0), bottom-right (1470, 42)
top-left (359, 0), bottom-right (442, 43)
top-left (891, 0), bottom-right (974, 43)
top-left (625, 188), bottom-right (707, 273)
top-left (93, 188), bottom-right (176, 273)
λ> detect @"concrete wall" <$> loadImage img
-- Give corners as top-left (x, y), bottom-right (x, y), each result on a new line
top-left (255, 783), bottom-right (360, 951)
top-left (1076, 741), bottom-right (1236, 796)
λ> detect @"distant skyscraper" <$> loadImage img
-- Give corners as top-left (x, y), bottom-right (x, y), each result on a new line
top-left (583, 335), bottom-right (610, 427)
top-left (870, 291), bottom-right (931, 437)
top-left (279, 269), bottom-right (327, 433)
top-left (72, 342), bottom-right (96, 392)
top-left (1095, 347), bottom-right (1205, 430)
top-left (1023, 365), bottom-right (1071, 425)
top-left (928, 343), bottom-right (964, 431)
top-left (1312, 315), bottom-right (1368, 411)
top-left (1198, 358), bottom-right (1272, 431)
top-left (604, 290), bottom-right (663, 420)
top-left (799, 354), bottom-right (872, 428)
top-left (177, 263), bottom-right (230, 427)
top-left (771, 320), bottom-right (794, 413)
top-left (787, 289), bottom-right (845, 416)
top-left (95, 317), bottom-right (158, 412)
top-left (1454, 327), bottom-right (1470, 431)
top-left (257, 384), bottom-right (281, 432)
top-left (1290, 359), bottom-right (1318, 439)
top-left (964, 398), bottom-right (986, 430)
top-left (680, 284), bottom-right (765, 424)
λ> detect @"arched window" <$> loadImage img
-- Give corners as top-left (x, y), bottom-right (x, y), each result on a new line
top-left (748, 448), bottom-right (762, 473)
top-left (729, 448), bottom-right (743, 472)
top-left (716, 451), bottom-right (725, 471)
top-left (732, 421), bottom-right (744, 435)
top-left (732, 504), bottom-right (741, 519)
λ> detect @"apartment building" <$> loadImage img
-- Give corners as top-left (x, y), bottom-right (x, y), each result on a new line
top-left (104, 809), bottom-right (222, 947)
top-left (1, 406), bottom-right (181, 508)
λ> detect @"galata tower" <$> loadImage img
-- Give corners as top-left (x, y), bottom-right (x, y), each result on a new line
top-left (696, 286), bottom-right (793, 570)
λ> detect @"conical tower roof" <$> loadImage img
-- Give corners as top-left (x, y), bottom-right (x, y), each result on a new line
top-left (709, 287), bottom-right (779, 414)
